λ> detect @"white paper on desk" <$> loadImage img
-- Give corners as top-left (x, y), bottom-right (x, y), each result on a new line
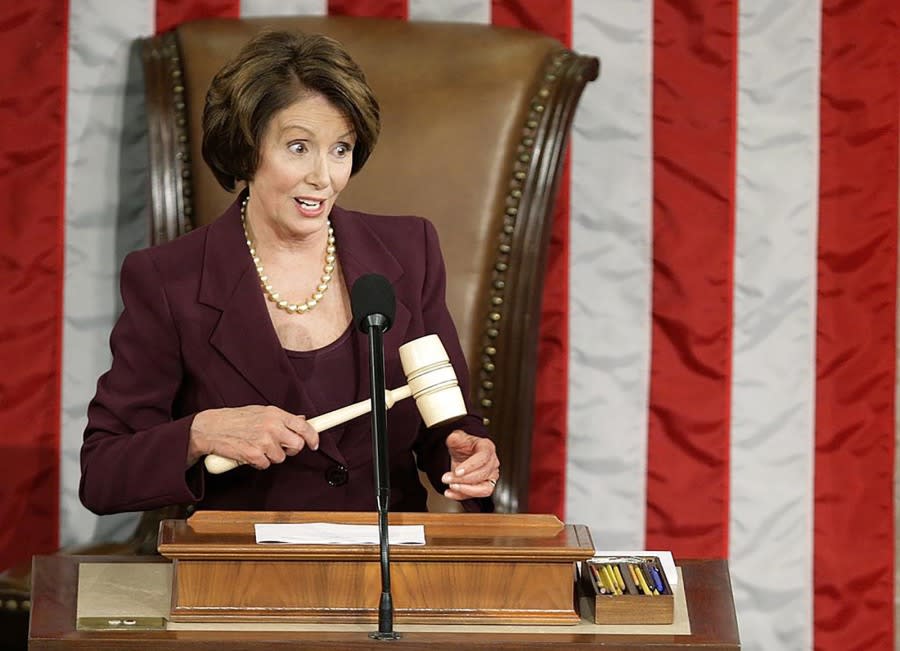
top-left (255, 523), bottom-right (425, 545)
top-left (591, 550), bottom-right (678, 586)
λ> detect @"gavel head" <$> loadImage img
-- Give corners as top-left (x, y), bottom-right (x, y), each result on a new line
top-left (398, 334), bottom-right (467, 427)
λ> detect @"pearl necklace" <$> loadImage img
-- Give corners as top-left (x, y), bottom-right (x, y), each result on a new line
top-left (241, 196), bottom-right (336, 314)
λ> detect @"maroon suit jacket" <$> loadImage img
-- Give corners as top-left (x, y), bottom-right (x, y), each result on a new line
top-left (80, 194), bottom-right (491, 515)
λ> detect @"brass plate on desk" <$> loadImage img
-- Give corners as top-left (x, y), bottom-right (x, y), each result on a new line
top-left (76, 562), bottom-right (171, 632)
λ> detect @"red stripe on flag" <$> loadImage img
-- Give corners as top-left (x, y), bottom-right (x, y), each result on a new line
top-left (491, 0), bottom-right (572, 516)
top-left (491, 0), bottom-right (570, 46)
top-left (0, 2), bottom-right (68, 570)
top-left (645, 0), bottom-right (737, 558)
top-left (527, 165), bottom-right (571, 517)
top-left (328, 0), bottom-right (407, 19)
top-left (814, 2), bottom-right (898, 648)
top-left (156, 0), bottom-right (239, 34)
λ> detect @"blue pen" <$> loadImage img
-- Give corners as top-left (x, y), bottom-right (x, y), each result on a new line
top-left (647, 563), bottom-right (665, 594)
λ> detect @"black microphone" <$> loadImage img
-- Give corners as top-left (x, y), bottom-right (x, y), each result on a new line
top-left (351, 273), bottom-right (396, 334)
top-left (350, 273), bottom-right (401, 640)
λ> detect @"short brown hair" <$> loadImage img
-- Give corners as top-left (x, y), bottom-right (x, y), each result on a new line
top-left (202, 30), bottom-right (381, 191)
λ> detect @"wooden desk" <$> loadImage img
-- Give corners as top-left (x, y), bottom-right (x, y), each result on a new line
top-left (28, 555), bottom-right (740, 650)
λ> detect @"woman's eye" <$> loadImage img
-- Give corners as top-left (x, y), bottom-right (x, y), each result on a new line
top-left (288, 142), bottom-right (306, 154)
top-left (334, 143), bottom-right (352, 157)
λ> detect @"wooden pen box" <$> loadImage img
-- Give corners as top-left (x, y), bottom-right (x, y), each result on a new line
top-left (580, 557), bottom-right (674, 625)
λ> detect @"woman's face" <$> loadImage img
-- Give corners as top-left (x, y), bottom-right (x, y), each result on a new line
top-left (247, 91), bottom-right (355, 240)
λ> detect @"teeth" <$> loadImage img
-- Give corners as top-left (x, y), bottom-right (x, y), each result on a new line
top-left (297, 199), bottom-right (321, 209)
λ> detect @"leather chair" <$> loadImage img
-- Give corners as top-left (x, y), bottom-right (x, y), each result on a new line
top-left (1, 15), bottom-right (597, 648)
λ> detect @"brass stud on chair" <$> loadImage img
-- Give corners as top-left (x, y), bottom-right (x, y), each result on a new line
top-left (161, 30), bottom-right (195, 239)
top-left (476, 47), bottom-right (578, 463)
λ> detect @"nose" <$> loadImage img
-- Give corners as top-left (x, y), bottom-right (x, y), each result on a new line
top-left (305, 152), bottom-right (330, 190)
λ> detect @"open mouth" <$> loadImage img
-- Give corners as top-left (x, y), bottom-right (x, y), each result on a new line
top-left (295, 198), bottom-right (322, 210)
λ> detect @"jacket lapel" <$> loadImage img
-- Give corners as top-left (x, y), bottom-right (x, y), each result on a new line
top-left (330, 206), bottom-right (412, 403)
top-left (198, 197), bottom-right (303, 412)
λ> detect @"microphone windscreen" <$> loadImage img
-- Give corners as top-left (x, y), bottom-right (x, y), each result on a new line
top-left (350, 273), bottom-right (396, 332)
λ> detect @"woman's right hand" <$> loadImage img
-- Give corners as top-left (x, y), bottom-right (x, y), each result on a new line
top-left (187, 405), bottom-right (319, 469)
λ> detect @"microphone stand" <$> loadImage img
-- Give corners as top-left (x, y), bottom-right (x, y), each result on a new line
top-left (364, 314), bottom-right (401, 640)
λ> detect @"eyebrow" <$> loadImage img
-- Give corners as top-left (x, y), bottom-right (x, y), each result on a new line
top-left (278, 124), bottom-right (355, 140)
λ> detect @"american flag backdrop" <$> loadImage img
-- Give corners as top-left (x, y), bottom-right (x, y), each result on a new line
top-left (1, 1), bottom-right (897, 649)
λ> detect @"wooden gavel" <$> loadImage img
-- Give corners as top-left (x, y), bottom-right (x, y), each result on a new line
top-left (203, 334), bottom-right (467, 474)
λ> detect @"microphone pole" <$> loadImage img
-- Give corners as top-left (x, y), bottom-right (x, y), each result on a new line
top-left (365, 313), bottom-right (399, 640)
top-left (351, 274), bottom-right (401, 641)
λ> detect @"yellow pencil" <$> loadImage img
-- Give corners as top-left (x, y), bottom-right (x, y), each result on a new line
top-left (633, 563), bottom-right (654, 596)
top-left (641, 564), bottom-right (661, 596)
top-left (611, 564), bottom-right (627, 593)
top-left (627, 563), bottom-right (644, 594)
top-left (589, 563), bottom-right (608, 594)
top-left (600, 564), bottom-right (620, 595)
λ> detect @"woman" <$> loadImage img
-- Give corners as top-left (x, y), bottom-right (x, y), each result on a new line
top-left (79, 30), bottom-right (499, 515)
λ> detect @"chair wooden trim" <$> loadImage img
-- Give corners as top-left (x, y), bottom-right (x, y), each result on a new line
top-left (142, 25), bottom-right (597, 514)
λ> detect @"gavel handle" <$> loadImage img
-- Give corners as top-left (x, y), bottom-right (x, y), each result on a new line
top-left (203, 385), bottom-right (414, 475)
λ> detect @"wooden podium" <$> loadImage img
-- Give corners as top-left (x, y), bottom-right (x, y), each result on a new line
top-left (157, 511), bottom-right (595, 625)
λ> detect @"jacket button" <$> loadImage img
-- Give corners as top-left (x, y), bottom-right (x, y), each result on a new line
top-left (325, 464), bottom-right (349, 486)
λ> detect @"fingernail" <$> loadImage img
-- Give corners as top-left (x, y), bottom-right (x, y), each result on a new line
top-left (441, 474), bottom-right (451, 483)
top-left (455, 467), bottom-right (466, 476)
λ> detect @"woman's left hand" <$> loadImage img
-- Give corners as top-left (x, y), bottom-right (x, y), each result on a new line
top-left (441, 430), bottom-right (500, 500)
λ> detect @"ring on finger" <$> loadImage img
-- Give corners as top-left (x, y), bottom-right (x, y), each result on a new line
top-left (488, 478), bottom-right (497, 487)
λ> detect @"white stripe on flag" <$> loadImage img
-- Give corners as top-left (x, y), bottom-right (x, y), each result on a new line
top-left (62, 0), bottom-right (155, 546)
top-left (408, 0), bottom-right (489, 23)
top-left (567, 0), bottom-right (653, 550)
top-left (240, 0), bottom-right (327, 17)
top-left (731, 2), bottom-right (820, 649)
